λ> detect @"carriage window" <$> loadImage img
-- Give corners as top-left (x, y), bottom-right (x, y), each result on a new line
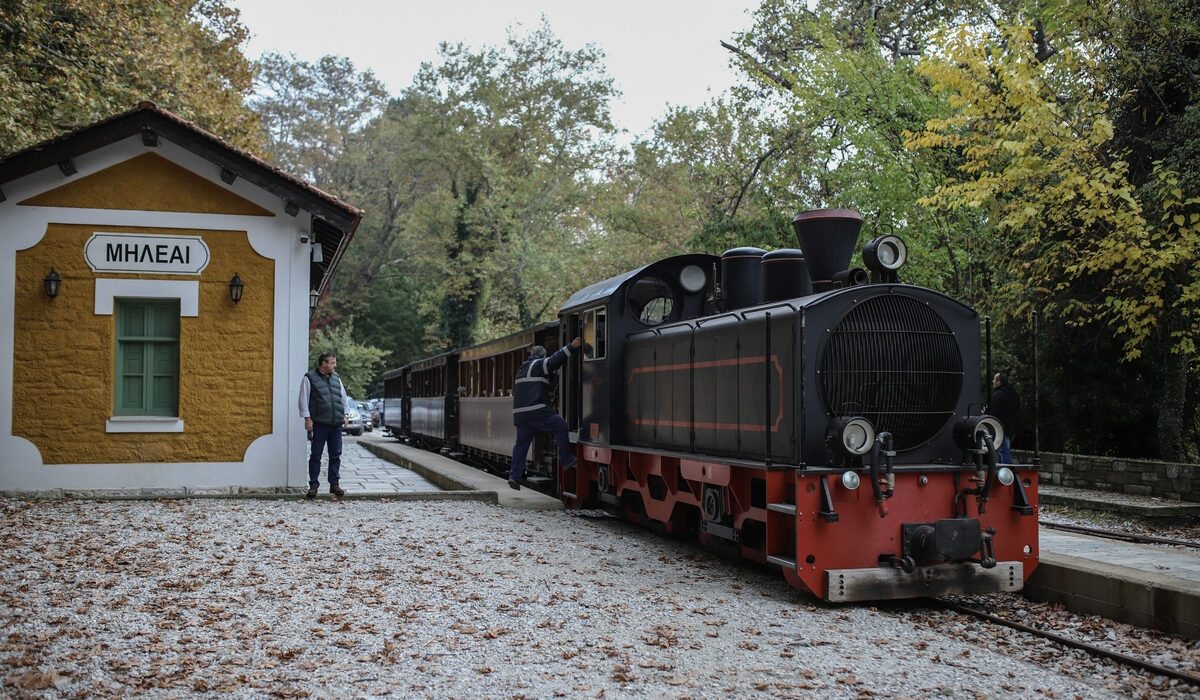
top-left (582, 307), bottom-right (607, 361)
top-left (627, 276), bottom-right (674, 325)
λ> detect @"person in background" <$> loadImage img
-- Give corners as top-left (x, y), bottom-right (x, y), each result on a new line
top-left (508, 337), bottom-right (582, 491)
top-left (988, 372), bottom-right (1019, 464)
top-left (299, 352), bottom-right (351, 498)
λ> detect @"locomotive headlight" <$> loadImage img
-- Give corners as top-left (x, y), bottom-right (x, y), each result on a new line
top-left (827, 416), bottom-right (876, 457)
top-left (863, 234), bottom-right (908, 273)
top-left (953, 415), bottom-right (1005, 451)
top-left (679, 264), bottom-right (707, 293)
top-left (841, 470), bottom-right (862, 490)
top-left (996, 467), bottom-right (1015, 486)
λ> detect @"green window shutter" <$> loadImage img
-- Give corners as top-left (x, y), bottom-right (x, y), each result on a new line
top-left (115, 299), bottom-right (180, 416)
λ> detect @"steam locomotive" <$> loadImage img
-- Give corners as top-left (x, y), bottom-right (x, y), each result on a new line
top-left (382, 209), bottom-right (1039, 602)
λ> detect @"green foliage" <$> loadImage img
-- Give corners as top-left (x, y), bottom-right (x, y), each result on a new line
top-left (307, 318), bottom-right (386, 399)
top-left (907, 18), bottom-right (1200, 358)
top-left (601, 98), bottom-right (800, 267)
top-left (345, 20), bottom-right (620, 348)
top-left (346, 275), bottom-right (431, 374)
top-left (721, 0), bottom-right (969, 295)
top-left (0, 0), bottom-right (261, 154)
top-left (251, 52), bottom-right (388, 193)
top-left (906, 5), bottom-right (1200, 459)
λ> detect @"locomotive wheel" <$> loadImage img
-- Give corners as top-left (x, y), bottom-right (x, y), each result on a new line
top-left (702, 485), bottom-right (722, 522)
top-left (596, 464), bottom-right (611, 493)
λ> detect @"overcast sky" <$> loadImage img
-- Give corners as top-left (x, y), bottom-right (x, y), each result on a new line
top-left (231, 0), bottom-right (761, 140)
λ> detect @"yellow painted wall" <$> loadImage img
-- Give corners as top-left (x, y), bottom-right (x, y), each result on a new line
top-left (13, 224), bottom-right (274, 464)
top-left (19, 152), bottom-right (273, 216)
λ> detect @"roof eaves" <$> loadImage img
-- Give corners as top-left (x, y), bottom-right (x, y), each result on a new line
top-left (0, 102), bottom-right (364, 235)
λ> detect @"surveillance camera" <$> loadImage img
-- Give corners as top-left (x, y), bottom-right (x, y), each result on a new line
top-left (299, 231), bottom-right (309, 244)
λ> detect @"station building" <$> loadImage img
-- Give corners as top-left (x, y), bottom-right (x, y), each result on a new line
top-left (0, 102), bottom-right (361, 494)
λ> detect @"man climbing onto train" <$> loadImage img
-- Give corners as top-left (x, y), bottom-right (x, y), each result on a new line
top-left (509, 337), bottom-right (582, 490)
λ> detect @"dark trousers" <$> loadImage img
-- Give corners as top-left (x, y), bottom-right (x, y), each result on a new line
top-left (309, 422), bottom-right (343, 488)
top-left (997, 436), bottom-right (1013, 465)
top-left (510, 413), bottom-right (573, 481)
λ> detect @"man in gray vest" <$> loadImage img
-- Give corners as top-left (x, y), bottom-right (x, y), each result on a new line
top-left (299, 352), bottom-right (351, 498)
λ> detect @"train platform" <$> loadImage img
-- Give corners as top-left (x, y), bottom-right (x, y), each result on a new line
top-left (1040, 484), bottom-right (1200, 518)
top-left (353, 432), bottom-right (563, 511)
top-left (1027, 528), bottom-right (1200, 638)
top-left (1026, 485), bottom-right (1200, 639)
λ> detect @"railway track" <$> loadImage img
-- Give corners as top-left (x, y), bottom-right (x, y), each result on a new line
top-left (1042, 521), bottom-right (1200, 550)
top-left (941, 599), bottom-right (1200, 689)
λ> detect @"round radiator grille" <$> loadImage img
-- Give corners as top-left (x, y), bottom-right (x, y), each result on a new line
top-left (819, 295), bottom-right (963, 451)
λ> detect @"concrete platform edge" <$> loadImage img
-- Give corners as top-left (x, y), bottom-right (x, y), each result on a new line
top-left (359, 440), bottom-right (475, 491)
top-left (360, 439), bottom-right (563, 511)
top-left (1024, 552), bottom-right (1200, 639)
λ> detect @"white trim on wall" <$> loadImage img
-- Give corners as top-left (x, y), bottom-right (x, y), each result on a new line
top-left (94, 278), bottom-right (199, 316)
top-left (105, 416), bottom-right (184, 433)
top-left (95, 278), bottom-right (196, 433)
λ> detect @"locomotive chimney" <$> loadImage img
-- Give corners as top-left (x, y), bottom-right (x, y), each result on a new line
top-left (761, 248), bottom-right (812, 301)
top-left (720, 247), bottom-right (766, 310)
top-left (791, 209), bottom-right (864, 292)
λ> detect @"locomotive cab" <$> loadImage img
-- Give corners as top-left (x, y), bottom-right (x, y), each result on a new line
top-left (559, 254), bottom-right (720, 447)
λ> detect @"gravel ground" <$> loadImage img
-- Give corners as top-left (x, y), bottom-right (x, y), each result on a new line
top-left (0, 497), bottom-right (1195, 699)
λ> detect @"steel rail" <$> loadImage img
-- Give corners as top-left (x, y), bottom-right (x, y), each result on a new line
top-left (1042, 521), bottom-right (1200, 549)
top-left (941, 600), bottom-right (1200, 688)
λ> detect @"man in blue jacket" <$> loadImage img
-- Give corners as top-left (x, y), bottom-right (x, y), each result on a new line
top-left (509, 337), bottom-right (582, 490)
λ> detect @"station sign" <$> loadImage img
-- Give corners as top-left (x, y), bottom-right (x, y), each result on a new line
top-left (84, 232), bottom-right (210, 275)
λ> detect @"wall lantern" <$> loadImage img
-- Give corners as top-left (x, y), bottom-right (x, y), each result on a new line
top-left (309, 287), bottom-right (320, 313)
top-left (229, 272), bottom-right (244, 304)
top-left (44, 269), bottom-right (61, 299)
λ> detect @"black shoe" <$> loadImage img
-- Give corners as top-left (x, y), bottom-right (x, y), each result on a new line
top-left (306, 487), bottom-right (318, 499)
top-left (330, 485), bottom-right (345, 497)
top-left (507, 479), bottom-right (521, 491)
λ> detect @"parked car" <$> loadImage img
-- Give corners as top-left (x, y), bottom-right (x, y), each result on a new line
top-left (344, 400), bottom-right (366, 436)
top-left (357, 401), bottom-right (375, 432)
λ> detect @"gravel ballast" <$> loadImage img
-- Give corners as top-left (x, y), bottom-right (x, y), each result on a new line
top-left (0, 497), bottom-right (1173, 698)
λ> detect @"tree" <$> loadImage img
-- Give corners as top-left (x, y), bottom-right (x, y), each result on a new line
top-left (307, 318), bottom-right (386, 399)
top-left (718, 0), bottom-right (981, 295)
top-left (0, 0), bottom-right (261, 154)
top-left (907, 11), bottom-right (1200, 459)
top-left (251, 52), bottom-right (388, 194)
top-left (599, 98), bottom-right (797, 270)
top-left (347, 20), bottom-right (620, 349)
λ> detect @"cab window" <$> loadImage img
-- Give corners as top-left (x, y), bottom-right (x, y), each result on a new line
top-left (582, 307), bottom-right (607, 360)
top-left (627, 276), bottom-right (674, 325)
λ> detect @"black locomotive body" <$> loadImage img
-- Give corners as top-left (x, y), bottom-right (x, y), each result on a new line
top-left (616, 283), bottom-right (980, 466)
